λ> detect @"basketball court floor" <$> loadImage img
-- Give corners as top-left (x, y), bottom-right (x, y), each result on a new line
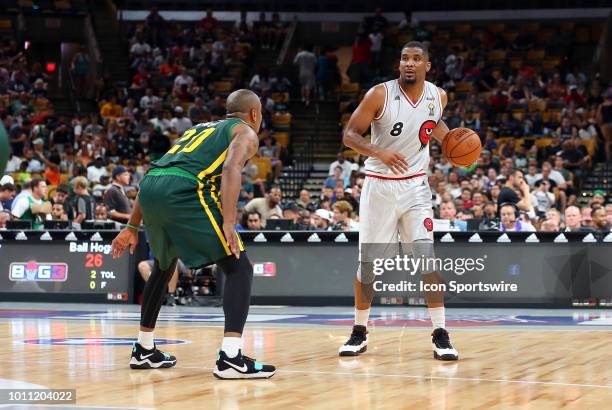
top-left (2, 302), bottom-right (612, 409)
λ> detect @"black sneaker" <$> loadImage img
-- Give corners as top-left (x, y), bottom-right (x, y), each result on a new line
top-left (338, 325), bottom-right (368, 356)
top-left (129, 342), bottom-right (177, 369)
top-left (213, 350), bottom-right (276, 379)
top-left (432, 328), bottom-right (459, 361)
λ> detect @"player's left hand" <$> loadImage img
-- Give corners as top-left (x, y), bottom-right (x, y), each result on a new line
top-left (223, 223), bottom-right (240, 259)
top-left (111, 228), bottom-right (139, 259)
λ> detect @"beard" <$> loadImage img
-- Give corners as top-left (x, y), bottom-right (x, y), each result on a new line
top-left (403, 77), bottom-right (417, 85)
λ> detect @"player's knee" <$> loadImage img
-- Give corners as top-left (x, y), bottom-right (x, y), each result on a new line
top-left (138, 261), bottom-right (151, 279)
top-left (356, 262), bottom-right (376, 284)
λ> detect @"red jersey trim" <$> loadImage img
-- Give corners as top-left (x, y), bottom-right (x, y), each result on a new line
top-left (365, 172), bottom-right (427, 180)
top-left (374, 83), bottom-right (388, 121)
top-left (398, 80), bottom-right (425, 108)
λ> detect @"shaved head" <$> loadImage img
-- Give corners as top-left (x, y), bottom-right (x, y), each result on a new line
top-left (226, 89), bottom-right (261, 116)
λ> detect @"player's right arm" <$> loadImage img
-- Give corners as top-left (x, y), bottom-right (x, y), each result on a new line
top-left (221, 124), bottom-right (260, 258)
top-left (342, 85), bottom-right (408, 174)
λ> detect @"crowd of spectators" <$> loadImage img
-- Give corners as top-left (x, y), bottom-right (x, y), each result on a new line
top-left (1, 9), bottom-right (610, 234)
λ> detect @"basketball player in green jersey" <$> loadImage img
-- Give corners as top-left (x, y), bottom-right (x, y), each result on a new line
top-left (111, 89), bottom-right (275, 379)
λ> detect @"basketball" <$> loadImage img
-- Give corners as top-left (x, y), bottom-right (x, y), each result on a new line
top-left (442, 127), bottom-right (482, 167)
top-left (0, 121), bottom-right (8, 174)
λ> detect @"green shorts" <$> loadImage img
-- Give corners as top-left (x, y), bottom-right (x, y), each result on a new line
top-left (139, 167), bottom-right (244, 270)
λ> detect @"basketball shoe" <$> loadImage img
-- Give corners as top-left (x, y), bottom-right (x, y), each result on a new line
top-left (213, 350), bottom-right (276, 379)
top-left (338, 325), bottom-right (368, 356)
top-left (129, 342), bottom-right (177, 369)
top-left (431, 328), bottom-right (459, 361)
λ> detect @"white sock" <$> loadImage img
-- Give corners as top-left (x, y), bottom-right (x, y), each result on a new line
top-left (138, 330), bottom-right (154, 350)
top-left (355, 308), bottom-right (371, 327)
top-left (221, 337), bottom-right (242, 358)
top-left (428, 307), bottom-right (445, 330)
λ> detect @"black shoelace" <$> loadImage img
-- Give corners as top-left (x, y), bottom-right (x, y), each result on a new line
top-left (433, 331), bottom-right (452, 349)
top-left (347, 331), bottom-right (366, 345)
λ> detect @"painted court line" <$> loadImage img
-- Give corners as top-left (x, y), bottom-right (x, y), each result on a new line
top-left (8, 359), bottom-right (612, 390)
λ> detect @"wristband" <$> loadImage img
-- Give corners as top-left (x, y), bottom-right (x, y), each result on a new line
top-left (126, 223), bottom-right (139, 231)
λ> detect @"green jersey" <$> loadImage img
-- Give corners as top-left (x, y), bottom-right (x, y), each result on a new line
top-left (152, 118), bottom-right (245, 183)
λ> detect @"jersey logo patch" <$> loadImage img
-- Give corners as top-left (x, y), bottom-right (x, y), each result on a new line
top-left (418, 120), bottom-right (436, 151)
top-left (424, 218), bottom-right (434, 232)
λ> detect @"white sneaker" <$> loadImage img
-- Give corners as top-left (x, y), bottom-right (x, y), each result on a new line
top-left (431, 328), bottom-right (459, 361)
top-left (338, 325), bottom-right (368, 356)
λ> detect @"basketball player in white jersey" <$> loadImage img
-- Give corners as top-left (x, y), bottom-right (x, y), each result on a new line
top-left (338, 41), bottom-right (459, 360)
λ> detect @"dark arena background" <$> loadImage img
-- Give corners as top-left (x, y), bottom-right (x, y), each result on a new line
top-left (1, 0), bottom-right (612, 408)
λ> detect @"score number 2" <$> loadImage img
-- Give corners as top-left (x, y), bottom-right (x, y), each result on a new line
top-left (167, 127), bottom-right (216, 155)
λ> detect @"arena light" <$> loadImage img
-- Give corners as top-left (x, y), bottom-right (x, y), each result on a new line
top-left (46, 62), bottom-right (56, 72)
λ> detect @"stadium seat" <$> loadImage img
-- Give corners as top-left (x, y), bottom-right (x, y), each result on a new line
top-left (272, 112), bottom-right (292, 131)
top-left (487, 23), bottom-right (505, 33)
top-left (54, 0), bottom-right (71, 10)
top-left (575, 27), bottom-right (590, 43)
top-left (250, 157), bottom-right (272, 180)
top-left (274, 132), bottom-right (290, 148)
top-left (0, 19), bottom-right (12, 31)
top-left (272, 92), bottom-right (289, 104)
top-left (559, 21), bottom-right (575, 33)
top-left (512, 109), bottom-right (526, 121)
top-left (213, 81), bottom-right (233, 96)
top-left (524, 22), bottom-right (540, 32)
top-left (542, 58), bottom-right (561, 71)
top-left (503, 32), bottom-right (519, 43)
top-left (341, 83), bottom-right (360, 98)
top-left (509, 59), bottom-right (523, 69)
top-left (580, 138), bottom-right (597, 156)
top-left (528, 100), bottom-right (547, 112)
top-left (455, 82), bottom-right (472, 93)
top-left (526, 49), bottom-right (546, 62)
top-left (487, 50), bottom-right (506, 63)
top-left (454, 24), bottom-right (471, 34)
top-left (17, 0), bottom-right (33, 7)
top-left (534, 138), bottom-right (552, 148)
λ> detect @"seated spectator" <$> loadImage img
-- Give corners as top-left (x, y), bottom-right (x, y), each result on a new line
top-left (312, 209), bottom-right (332, 230)
top-left (563, 205), bottom-right (593, 232)
top-left (170, 106), bottom-right (193, 135)
top-left (592, 207), bottom-right (610, 232)
top-left (244, 211), bottom-right (262, 231)
top-left (330, 200), bottom-right (358, 231)
top-left (244, 186), bottom-right (283, 227)
top-left (0, 182), bottom-right (16, 211)
top-left (188, 97), bottom-right (208, 124)
top-left (439, 199), bottom-right (467, 231)
top-left (297, 189), bottom-right (316, 211)
top-left (499, 203), bottom-right (536, 232)
top-left (51, 202), bottom-right (68, 221)
top-left (87, 156), bottom-right (108, 183)
top-left (325, 166), bottom-right (346, 189)
top-left (530, 180), bottom-right (555, 217)
top-left (329, 152), bottom-right (352, 180)
top-left (0, 210), bottom-right (10, 229)
top-left (100, 96), bottom-right (123, 120)
top-left (258, 134), bottom-right (282, 182)
top-left (539, 218), bottom-right (559, 232)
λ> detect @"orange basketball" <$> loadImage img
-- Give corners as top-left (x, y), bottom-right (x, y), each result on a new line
top-left (442, 127), bottom-right (482, 167)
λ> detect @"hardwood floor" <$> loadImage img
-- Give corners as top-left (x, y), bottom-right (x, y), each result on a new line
top-left (2, 321), bottom-right (612, 409)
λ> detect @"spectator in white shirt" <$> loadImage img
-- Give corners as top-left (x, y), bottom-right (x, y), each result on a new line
top-left (149, 110), bottom-right (171, 132)
top-left (368, 29), bottom-right (384, 71)
top-left (173, 66), bottom-right (193, 89)
top-left (530, 180), bottom-right (555, 215)
top-left (139, 88), bottom-right (160, 110)
top-left (87, 156), bottom-right (109, 183)
top-left (170, 107), bottom-right (193, 135)
top-left (328, 152), bottom-right (353, 181)
top-left (130, 39), bottom-right (151, 57)
top-left (534, 161), bottom-right (566, 188)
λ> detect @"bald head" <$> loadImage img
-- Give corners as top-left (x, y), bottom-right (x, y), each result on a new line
top-left (226, 89), bottom-right (260, 116)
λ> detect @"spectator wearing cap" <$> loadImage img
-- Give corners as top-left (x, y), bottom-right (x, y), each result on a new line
top-left (312, 209), bottom-right (332, 230)
top-left (244, 186), bottom-right (283, 227)
top-left (87, 156), bottom-right (108, 183)
top-left (282, 202), bottom-right (302, 224)
top-left (591, 190), bottom-right (606, 207)
top-left (170, 106), bottom-right (193, 135)
top-left (103, 165), bottom-right (133, 223)
top-left (499, 203), bottom-right (536, 232)
top-left (592, 207), bottom-right (610, 233)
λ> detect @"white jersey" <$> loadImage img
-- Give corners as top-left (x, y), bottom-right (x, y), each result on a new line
top-left (365, 79), bottom-right (443, 178)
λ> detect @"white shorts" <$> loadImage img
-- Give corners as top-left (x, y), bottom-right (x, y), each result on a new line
top-left (358, 174), bottom-right (434, 262)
